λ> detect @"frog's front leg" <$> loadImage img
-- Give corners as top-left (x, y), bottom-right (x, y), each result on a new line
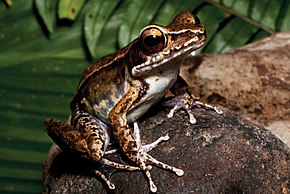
top-left (44, 108), bottom-right (140, 190)
top-left (109, 80), bottom-right (183, 193)
top-left (166, 75), bottom-right (223, 124)
top-left (104, 122), bottom-right (169, 155)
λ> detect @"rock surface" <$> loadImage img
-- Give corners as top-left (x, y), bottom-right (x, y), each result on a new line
top-left (43, 107), bottom-right (290, 194)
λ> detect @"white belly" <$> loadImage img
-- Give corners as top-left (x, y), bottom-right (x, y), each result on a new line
top-left (127, 64), bottom-right (180, 123)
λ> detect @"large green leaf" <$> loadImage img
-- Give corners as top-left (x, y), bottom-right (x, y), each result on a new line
top-left (58, 0), bottom-right (86, 20)
top-left (84, 0), bottom-right (120, 58)
top-left (0, 2), bottom-right (86, 193)
top-left (0, 0), bottom-right (289, 193)
top-left (35, 0), bottom-right (58, 33)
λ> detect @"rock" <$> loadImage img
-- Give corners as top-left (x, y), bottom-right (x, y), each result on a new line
top-left (43, 106), bottom-right (290, 193)
top-left (181, 31), bottom-right (290, 146)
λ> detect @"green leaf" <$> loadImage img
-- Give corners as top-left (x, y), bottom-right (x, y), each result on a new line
top-left (0, 179), bottom-right (42, 194)
top-left (118, 0), bottom-right (166, 48)
top-left (248, 0), bottom-right (279, 31)
top-left (277, 0), bottom-right (290, 30)
top-left (0, 2), bottom-right (87, 192)
top-left (84, 0), bottom-right (120, 58)
top-left (206, 0), bottom-right (290, 34)
top-left (58, 0), bottom-right (86, 20)
top-left (205, 16), bottom-right (259, 53)
top-left (153, 0), bottom-right (204, 24)
top-left (35, 0), bottom-right (58, 33)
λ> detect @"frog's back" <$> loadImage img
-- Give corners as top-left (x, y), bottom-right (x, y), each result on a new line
top-left (78, 46), bottom-right (130, 90)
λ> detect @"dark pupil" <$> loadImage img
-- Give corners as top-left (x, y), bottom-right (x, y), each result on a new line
top-left (144, 35), bottom-right (162, 47)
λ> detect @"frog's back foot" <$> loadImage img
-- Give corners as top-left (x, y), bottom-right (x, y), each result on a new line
top-left (94, 169), bottom-right (116, 190)
top-left (94, 159), bottom-right (142, 190)
top-left (100, 158), bottom-right (140, 171)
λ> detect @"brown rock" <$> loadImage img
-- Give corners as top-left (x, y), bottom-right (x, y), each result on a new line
top-left (43, 107), bottom-right (290, 193)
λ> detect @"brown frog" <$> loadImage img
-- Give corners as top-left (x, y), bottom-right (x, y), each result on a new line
top-left (44, 11), bottom-right (223, 192)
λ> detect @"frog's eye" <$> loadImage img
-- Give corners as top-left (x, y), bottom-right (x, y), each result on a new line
top-left (140, 27), bottom-right (166, 53)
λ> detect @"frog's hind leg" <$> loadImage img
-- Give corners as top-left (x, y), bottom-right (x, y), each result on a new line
top-left (94, 169), bottom-right (116, 189)
top-left (45, 112), bottom-right (140, 191)
top-left (94, 159), bottom-right (140, 190)
top-left (99, 158), bottom-right (140, 171)
top-left (95, 158), bottom-right (140, 190)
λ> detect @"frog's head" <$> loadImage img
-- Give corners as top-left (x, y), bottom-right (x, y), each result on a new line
top-left (130, 11), bottom-right (206, 76)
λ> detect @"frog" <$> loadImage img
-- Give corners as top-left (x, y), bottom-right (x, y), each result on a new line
top-left (44, 11), bottom-right (223, 193)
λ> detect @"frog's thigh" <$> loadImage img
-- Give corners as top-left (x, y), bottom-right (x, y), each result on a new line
top-left (71, 110), bottom-right (140, 170)
top-left (45, 117), bottom-right (140, 190)
top-left (45, 118), bottom-right (91, 155)
top-left (70, 110), bottom-right (111, 160)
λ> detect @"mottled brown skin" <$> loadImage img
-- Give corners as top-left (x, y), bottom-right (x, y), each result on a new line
top-left (44, 11), bottom-right (222, 192)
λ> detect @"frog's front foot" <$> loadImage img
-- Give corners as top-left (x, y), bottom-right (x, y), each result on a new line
top-left (166, 93), bottom-right (223, 124)
top-left (143, 151), bottom-right (184, 177)
top-left (142, 134), bottom-right (169, 153)
top-left (132, 122), bottom-right (184, 178)
top-left (133, 121), bottom-right (169, 153)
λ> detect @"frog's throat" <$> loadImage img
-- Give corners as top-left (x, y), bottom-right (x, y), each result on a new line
top-left (132, 38), bottom-right (204, 76)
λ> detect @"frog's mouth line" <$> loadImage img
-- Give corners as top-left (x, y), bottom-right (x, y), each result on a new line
top-left (132, 38), bottom-right (204, 76)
